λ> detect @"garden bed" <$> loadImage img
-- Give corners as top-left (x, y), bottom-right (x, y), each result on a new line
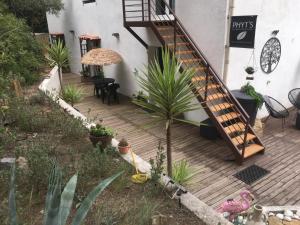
top-left (0, 87), bottom-right (204, 225)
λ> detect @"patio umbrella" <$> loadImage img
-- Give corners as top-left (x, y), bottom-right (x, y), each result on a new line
top-left (81, 48), bottom-right (122, 66)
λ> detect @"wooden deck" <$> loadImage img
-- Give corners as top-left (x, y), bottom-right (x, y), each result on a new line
top-left (65, 73), bottom-right (300, 208)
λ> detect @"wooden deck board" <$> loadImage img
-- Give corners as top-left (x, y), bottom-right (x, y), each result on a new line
top-left (66, 73), bottom-right (300, 208)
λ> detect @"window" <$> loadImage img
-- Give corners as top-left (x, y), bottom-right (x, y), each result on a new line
top-left (156, 0), bottom-right (175, 15)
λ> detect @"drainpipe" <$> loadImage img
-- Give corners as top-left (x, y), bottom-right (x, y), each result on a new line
top-left (223, 0), bottom-right (235, 85)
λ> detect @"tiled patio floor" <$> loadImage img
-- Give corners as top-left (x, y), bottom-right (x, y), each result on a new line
top-left (65, 73), bottom-right (300, 208)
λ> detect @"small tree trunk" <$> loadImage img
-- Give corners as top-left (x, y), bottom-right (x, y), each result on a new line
top-left (166, 123), bottom-right (172, 177)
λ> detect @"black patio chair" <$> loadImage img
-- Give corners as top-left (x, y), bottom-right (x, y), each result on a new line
top-left (263, 95), bottom-right (289, 129)
top-left (288, 88), bottom-right (300, 110)
top-left (103, 83), bottom-right (120, 105)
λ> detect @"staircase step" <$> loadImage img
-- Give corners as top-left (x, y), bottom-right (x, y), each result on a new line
top-left (224, 122), bottom-right (245, 134)
top-left (217, 112), bottom-right (239, 123)
top-left (168, 42), bottom-right (190, 47)
top-left (191, 75), bottom-right (210, 82)
top-left (243, 144), bottom-right (265, 158)
top-left (181, 58), bottom-right (201, 64)
top-left (157, 26), bottom-right (173, 31)
top-left (232, 133), bottom-right (256, 146)
top-left (199, 84), bottom-right (220, 91)
top-left (207, 93), bottom-right (225, 101)
top-left (162, 34), bottom-right (185, 39)
top-left (176, 50), bottom-right (195, 55)
top-left (210, 102), bottom-right (233, 112)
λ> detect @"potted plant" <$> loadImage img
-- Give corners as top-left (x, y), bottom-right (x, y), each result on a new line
top-left (240, 82), bottom-right (264, 126)
top-left (118, 138), bottom-right (130, 154)
top-left (245, 66), bottom-right (256, 75)
top-left (245, 66), bottom-right (257, 80)
top-left (89, 124), bottom-right (114, 147)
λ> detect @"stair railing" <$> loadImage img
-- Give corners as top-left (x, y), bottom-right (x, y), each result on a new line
top-left (123, 0), bottom-right (251, 155)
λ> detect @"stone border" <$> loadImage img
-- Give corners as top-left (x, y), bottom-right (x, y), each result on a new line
top-left (39, 68), bottom-right (232, 225)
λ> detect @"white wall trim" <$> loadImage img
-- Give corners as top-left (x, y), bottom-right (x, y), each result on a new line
top-left (39, 68), bottom-right (232, 225)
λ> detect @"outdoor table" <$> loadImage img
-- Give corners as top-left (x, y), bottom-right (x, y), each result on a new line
top-left (94, 78), bottom-right (115, 99)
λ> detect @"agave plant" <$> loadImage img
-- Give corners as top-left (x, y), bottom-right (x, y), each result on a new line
top-left (172, 160), bottom-right (195, 185)
top-left (9, 162), bottom-right (122, 225)
top-left (61, 85), bottom-right (84, 106)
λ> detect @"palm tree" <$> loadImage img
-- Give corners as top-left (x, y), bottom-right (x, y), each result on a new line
top-left (47, 40), bottom-right (69, 90)
top-left (134, 49), bottom-right (199, 176)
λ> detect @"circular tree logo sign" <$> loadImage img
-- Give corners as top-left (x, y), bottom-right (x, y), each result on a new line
top-left (260, 37), bottom-right (281, 74)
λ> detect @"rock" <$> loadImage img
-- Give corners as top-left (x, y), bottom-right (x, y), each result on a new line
top-left (285, 210), bottom-right (294, 217)
top-left (16, 157), bottom-right (28, 170)
top-left (237, 216), bottom-right (244, 223)
top-left (223, 212), bottom-right (230, 218)
top-left (269, 212), bottom-right (275, 216)
top-left (283, 216), bottom-right (292, 222)
top-left (0, 157), bottom-right (15, 169)
top-left (297, 211), bottom-right (300, 216)
top-left (152, 214), bottom-right (174, 225)
top-left (276, 213), bottom-right (284, 220)
top-left (293, 215), bottom-right (300, 220)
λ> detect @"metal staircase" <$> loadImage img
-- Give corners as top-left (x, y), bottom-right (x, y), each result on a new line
top-left (122, 0), bottom-right (265, 163)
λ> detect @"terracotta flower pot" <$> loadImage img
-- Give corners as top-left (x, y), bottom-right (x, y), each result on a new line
top-left (118, 145), bottom-right (130, 154)
top-left (89, 135), bottom-right (112, 148)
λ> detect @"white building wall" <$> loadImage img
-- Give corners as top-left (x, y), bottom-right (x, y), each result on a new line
top-left (175, 0), bottom-right (229, 122)
top-left (176, 0), bottom-right (228, 77)
top-left (47, 0), bottom-right (160, 97)
top-left (226, 0), bottom-right (300, 118)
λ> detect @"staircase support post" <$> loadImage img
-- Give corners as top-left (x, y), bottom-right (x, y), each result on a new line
top-left (148, 0), bottom-right (151, 21)
top-left (173, 19), bottom-right (177, 53)
top-left (204, 65), bottom-right (209, 102)
top-left (242, 121), bottom-right (249, 159)
top-left (142, 0), bottom-right (145, 21)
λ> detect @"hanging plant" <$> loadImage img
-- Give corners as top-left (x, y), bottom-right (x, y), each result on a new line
top-left (245, 66), bottom-right (256, 75)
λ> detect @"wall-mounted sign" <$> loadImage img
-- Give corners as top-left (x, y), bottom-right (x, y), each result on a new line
top-left (260, 37), bottom-right (281, 74)
top-left (230, 16), bottom-right (257, 48)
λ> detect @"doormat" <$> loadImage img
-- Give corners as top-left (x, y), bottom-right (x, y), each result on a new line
top-left (233, 165), bottom-right (270, 185)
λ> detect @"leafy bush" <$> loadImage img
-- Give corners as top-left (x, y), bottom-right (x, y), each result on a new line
top-left (241, 82), bottom-right (264, 109)
top-left (7, 98), bottom-right (49, 132)
top-left (90, 124), bottom-right (114, 137)
top-left (172, 160), bottom-right (194, 185)
top-left (61, 85), bottom-right (84, 106)
top-left (21, 140), bottom-right (56, 191)
top-left (149, 142), bottom-right (166, 183)
top-left (0, 13), bottom-right (44, 84)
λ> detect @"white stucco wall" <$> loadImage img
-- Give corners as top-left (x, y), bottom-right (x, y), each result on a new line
top-left (226, 0), bottom-right (300, 118)
top-left (175, 0), bottom-right (228, 77)
top-left (47, 0), bottom-right (161, 97)
top-left (175, 0), bottom-right (228, 122)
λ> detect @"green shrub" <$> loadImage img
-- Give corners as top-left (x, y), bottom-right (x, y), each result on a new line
top-left (90, 124), bottom-right (114, 137)
top-left (149, 142), bottom-right (166, 183)
top-left (22, 141), bottom-right (55, 191)
top-left (172, 160), bottom-right (194, 185)
top-left (241, 82), bottom-right (264, 109)
top-left (61, 85), bottom-right (84, 106)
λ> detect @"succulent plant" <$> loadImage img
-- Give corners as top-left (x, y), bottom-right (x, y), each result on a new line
top-left (8, 162), bottom-right (122, 225)
top-left (118, 138), bottom-right (129, 147)
top-left (245, 66), bottom-right (256, 75)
